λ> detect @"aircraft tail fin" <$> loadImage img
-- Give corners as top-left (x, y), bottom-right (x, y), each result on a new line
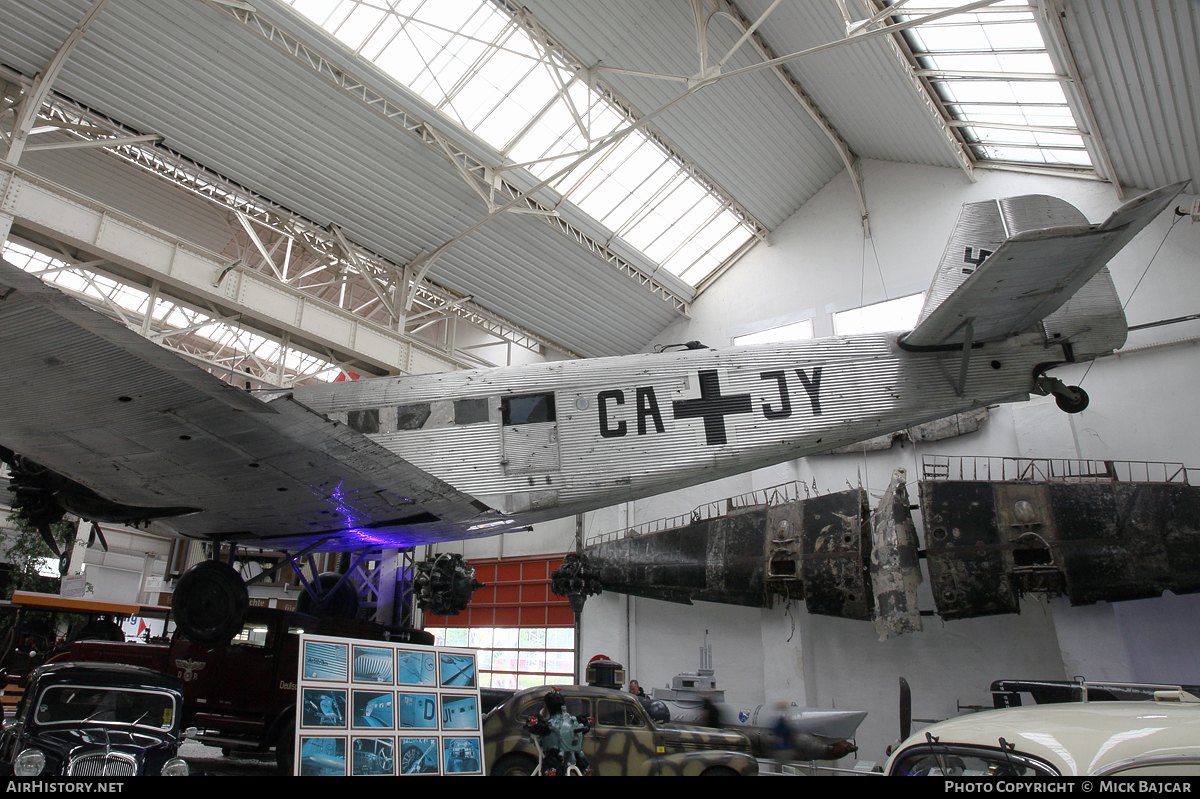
top-left (916, 194), bottom-right (1090, 329)
top-left (904, 183), bottom-right (1187, 351)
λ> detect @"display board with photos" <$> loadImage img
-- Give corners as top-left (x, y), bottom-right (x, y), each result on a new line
top-left (295, 635), bottom-right (484, 776)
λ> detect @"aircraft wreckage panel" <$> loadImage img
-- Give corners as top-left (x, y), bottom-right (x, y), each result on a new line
top-left (921, 482), bottom-right (1021, 620)
top-left (920, 481), bottom-right (1200, 619)
top-left (870, 470), bottom-right (922, 638)
top-left (798, 489), bottom-right (872, 620)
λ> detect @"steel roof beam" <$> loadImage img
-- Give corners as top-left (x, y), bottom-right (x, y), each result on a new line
top-left (32, 95), bottom-right (568, 358)
top-left (851, 0), bottom-right (978, 183)
top-left (717, 0), bottom-right (873, 236)
top-left (1033, 0), bottom-right (1123, 198)
top-left (3, 0), bottom-right (111, 166)
top-left (220, 2), bottom-right (693, 317)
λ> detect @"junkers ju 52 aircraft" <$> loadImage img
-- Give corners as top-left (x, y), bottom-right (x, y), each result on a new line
top-left (0, 182), bottom-right (1185, 644)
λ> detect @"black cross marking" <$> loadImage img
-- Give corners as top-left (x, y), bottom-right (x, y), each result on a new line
top-left (672, 370), bottom-right (752, 446)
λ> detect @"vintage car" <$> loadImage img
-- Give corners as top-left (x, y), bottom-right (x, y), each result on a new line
top-left (62, 605), bottom-right (431, 772)
top-left (483, 684), bottom-right (758, 776)
top-left (886, 691), bottom-right (1200, 777)
top-left (0, 662), bottom-right (190, 776)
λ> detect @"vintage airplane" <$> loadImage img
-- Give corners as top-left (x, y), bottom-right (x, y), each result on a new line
top-left (0, 182), bottom-right (1185, 644)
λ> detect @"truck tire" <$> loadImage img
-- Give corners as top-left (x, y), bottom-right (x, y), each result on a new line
top-left (297, 572), bottom-right (359, 619)
top-left (276, 716), bottom-right (295, 774)
top-left (173, 561), bottom-right (248, 646)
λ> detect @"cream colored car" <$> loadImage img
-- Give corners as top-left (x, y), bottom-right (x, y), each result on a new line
top-left (886, 693), bottom-right (1200, 777)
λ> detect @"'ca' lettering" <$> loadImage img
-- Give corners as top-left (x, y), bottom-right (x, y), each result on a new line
top-left (637, 387), bottom-right (665, 435)
top-left (598, 390), bottom-right (626, 438)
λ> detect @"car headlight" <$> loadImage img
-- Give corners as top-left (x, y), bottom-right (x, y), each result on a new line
top-left (14, 748), bottom-right (45, 777)
top-left (161, 757), bottom-right (189, 777)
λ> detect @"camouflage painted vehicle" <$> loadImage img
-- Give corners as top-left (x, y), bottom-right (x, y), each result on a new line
top-left (484, 685), bottom-right (757, 776)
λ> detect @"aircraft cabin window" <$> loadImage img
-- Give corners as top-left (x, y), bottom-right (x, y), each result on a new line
top-left (502, 394), bottom-right (555, 426)
top-left (454, 398), bottom-right (490, 425)
top-left (397, 403), bottom-right (432, 430)
top-left (347, 408), bottom-right (380, 434)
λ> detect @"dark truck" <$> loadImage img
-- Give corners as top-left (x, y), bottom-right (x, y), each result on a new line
top-left (58, 606), bottom-right (431, 772)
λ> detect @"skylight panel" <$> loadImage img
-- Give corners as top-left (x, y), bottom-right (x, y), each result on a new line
top-left (888, 0), bottom-right (1092, 172)
top-left (333, 2), bottom-right (387, 50)
top-left (284, 0), bottom-right (756, 289)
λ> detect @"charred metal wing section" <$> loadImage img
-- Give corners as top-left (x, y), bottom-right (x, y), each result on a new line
top-left (798, 489), bottom-right (873, 621)
top-left (920, 479), bottom-right (1200, 619)
top-left (586, 506), bottom-right (778, 608)
top-left (584, 486), bottom-right (898, 621)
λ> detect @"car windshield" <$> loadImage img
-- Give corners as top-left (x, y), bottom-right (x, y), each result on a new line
top-left (34, 685), bottom-right (177, 730)
top-left (893, 747), bottom-right (1057, 777)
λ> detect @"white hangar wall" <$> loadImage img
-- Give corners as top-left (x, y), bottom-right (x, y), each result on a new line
top-left (461, 159), bottom-right (1200, 763)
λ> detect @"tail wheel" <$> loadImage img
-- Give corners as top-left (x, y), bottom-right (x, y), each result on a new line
top-left (1054, 385), bottom-right (1089, 414)
top-left (276, 714), bottom-right (295, 774)
top-left (172, 560), bottom-right (248, 646)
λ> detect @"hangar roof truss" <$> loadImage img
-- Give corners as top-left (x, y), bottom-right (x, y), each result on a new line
top-left (280, 0), bottom-right (763, 289)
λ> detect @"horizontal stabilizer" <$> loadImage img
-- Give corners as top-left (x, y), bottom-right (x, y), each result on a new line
top-left (903, 182), bottom-right (1187, 348)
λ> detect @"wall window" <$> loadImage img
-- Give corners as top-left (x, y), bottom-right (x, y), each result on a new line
top-left (733, 319), bottom-right (814, 346)
top-left (426, 626), bottom-right (575, 690)
top-left (833, 293), bottom-right (925, 335)
top-left (424, 556), bottom-right (575, 690)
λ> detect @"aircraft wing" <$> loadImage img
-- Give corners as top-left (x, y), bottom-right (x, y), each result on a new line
top-left (903, 182), bottom-right (1187, 348)
top-left (0, 257), bottom-right (496, 550)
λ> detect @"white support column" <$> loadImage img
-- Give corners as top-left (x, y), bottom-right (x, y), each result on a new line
top-left (137, 553), bottom-right (158, 606)
top-left (373, 549), bottom-right (399, 626)
top-left (65, 518), bottom-right (90, 579)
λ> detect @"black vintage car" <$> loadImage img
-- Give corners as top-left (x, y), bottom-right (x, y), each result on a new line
top-left (0, 662), bottom-right (190, 776)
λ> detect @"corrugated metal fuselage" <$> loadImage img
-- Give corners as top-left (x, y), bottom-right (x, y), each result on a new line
top-left (286, 331), bottom-right (1059, 541)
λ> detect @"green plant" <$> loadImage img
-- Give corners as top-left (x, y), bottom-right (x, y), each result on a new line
top-left (2, 514), bottom-right (77, 599)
